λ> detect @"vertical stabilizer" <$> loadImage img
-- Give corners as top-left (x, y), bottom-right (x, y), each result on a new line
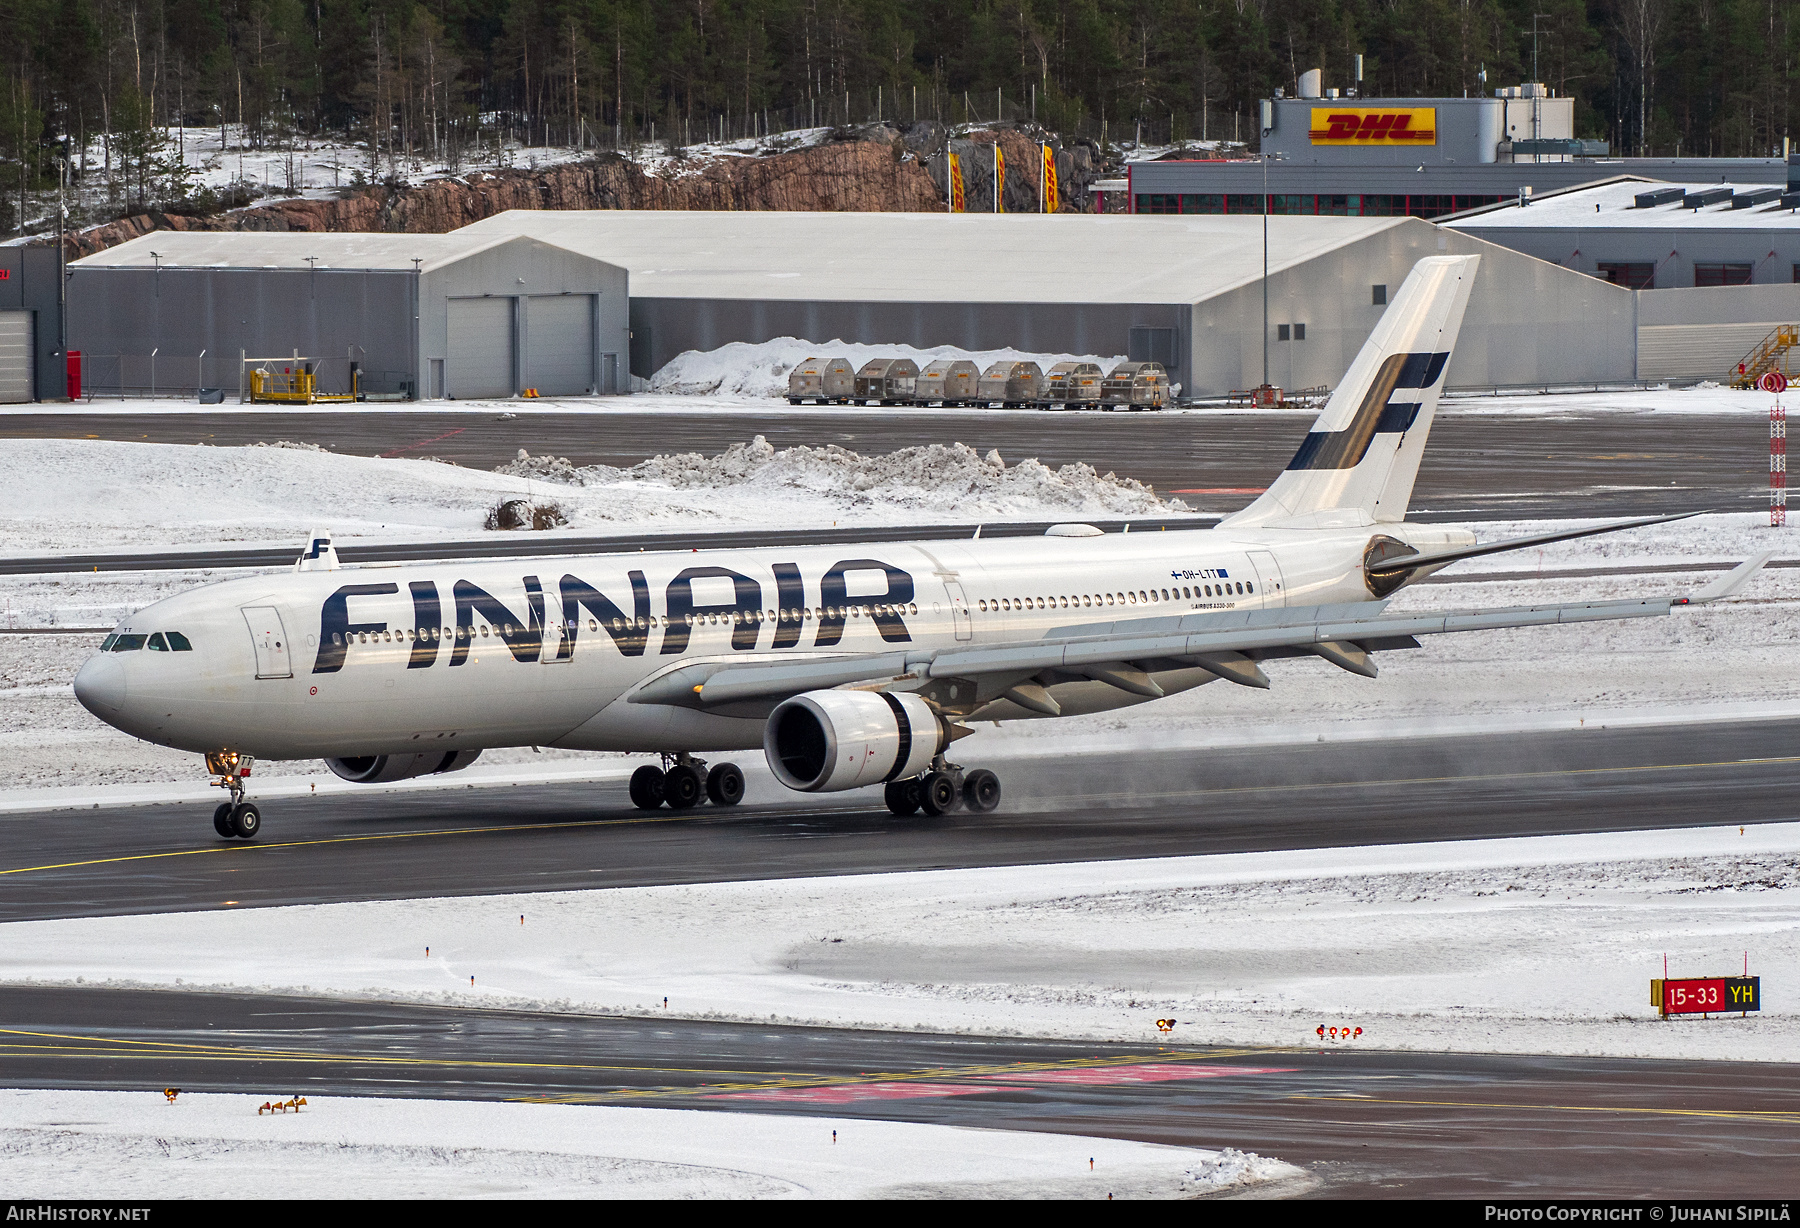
top-left (1221, 254), bottom-right (1479, 529)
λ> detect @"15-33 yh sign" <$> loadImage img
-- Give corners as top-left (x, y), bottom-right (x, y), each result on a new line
top-left (1653, 976), bottom-right (1760, 1016)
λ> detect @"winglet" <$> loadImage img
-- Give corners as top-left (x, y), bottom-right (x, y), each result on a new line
top-left (1681, 552), bottom-right (1779, 605)
top-left (294, 528), bottom-right (339, 572)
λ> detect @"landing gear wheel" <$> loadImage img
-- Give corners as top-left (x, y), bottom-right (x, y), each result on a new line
top-left (919, 771), bottom-right (960, 816)
top-left (962, 769), bottom-right (1001, 813)
top-left (628, 765), bottom-right (667, 810)
top-left (213, 803), bottom-right (235, 838)
top-left (230, 803), bottom-right (261, 839)
top-left (663, 764), bottom-right (704, 810)
top-left (884, 778), bottom-right (923, 816)
top-left (705, 762), bottom-right (745, 806)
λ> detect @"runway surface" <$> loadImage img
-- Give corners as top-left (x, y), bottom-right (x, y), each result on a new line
top-left (3, 984), bottom-right (1793, 1198)
top-left (5, 718), bottom-right (1797, 923)
top-left (0, 405), bottom-right (1768, 520)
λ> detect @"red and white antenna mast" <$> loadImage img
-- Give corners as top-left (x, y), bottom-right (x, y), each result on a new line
top-left (1761, 371), bottom-right (1787, 528)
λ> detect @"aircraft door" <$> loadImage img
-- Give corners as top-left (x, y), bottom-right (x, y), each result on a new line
top-left (944, 579), bottom-right (973, 641)
top-left (543, 613), bottom-right (574, 664)
top-left (1246, 549), bottom-right (1286, 608)
top-left (241, 605), bottom-right (294, 678)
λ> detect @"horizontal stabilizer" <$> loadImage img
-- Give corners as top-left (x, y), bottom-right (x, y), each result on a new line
top-left (1368, 511), bottom-right (1702, 577)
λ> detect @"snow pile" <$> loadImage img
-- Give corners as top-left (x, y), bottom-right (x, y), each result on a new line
top-left (1186, 1149), bottom-right (1287, 1190)
top-left (494, 436), bottom-right (1188, 516)
top-left (10, 822), bottom-right (1800, 1062)
top-left (0, 1089), bottom-right (1272, 1199)
top-left (647, 336), bottom-right (1126, 399)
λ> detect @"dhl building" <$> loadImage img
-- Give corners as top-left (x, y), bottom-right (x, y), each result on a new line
top-left (1121, 82), bottom-right (1787, 221)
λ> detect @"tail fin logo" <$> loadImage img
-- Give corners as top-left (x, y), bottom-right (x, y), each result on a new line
top-left (1285, 351), bottom-right (1449, 471)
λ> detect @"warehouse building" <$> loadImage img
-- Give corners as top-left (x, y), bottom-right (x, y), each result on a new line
top-left (1444, 178), bottom-right (1800, 287)
top-left (455, 207), bottom-right (1783, 395)
top-left (1442, 178), bottom-right (1800, 380)
top-left (0, 243), bottom-right (64, 403)
top-left (1114, 73), bottom-right (1790, 220)
top-left (67, 231), bottom-right (629, 399)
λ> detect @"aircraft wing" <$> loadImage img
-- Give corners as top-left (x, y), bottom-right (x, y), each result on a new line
top-left (629, 555), bottom-right (1774, 715)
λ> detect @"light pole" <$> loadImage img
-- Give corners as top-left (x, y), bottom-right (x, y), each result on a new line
top-left (1259, 146), bottom-right (1284, 394)
top-left (57, 155), bottom-right (68, 374)
top-left (1262, 149), bottom-right (1269, 389)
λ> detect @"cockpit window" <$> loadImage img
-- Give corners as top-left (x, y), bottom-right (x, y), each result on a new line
top-left (147, 632), bottom-right (169, 651)
top-left (110, 634), bottom-right (147, 652)
top-left (100, 634), bottom-right (117, 651)
top-left (166, 631), bottom-right (193, 651)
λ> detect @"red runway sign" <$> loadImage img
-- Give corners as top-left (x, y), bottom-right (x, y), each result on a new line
top-left (1653, 976), bottom-right (1759, 1016)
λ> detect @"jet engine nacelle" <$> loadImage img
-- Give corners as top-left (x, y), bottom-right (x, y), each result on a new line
top-left (324, 749), bottom-right (483, 784)
top-left (764, 690), bottom-right (945, 792)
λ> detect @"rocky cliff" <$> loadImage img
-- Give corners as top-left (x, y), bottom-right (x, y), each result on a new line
top-left (66, 126), bottom-right (1102, 258)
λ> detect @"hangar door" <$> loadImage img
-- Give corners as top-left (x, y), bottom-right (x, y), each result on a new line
top-left (0, 311), bottom-right (33, 403)
top-left (523, 295), bottom-right (595, 396)
top-left (446, 297), bottom-right (515, 399)
top-left (1637, 322), bottom-right (1778, 381)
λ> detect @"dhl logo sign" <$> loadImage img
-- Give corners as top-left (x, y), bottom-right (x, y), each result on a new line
top-left (1309, 107), bottom-right (1436, 145)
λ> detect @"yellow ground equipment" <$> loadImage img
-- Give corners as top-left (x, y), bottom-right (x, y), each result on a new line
top-left (1730, 326), bottom-right (1798, 389)
top-left (245, 358), bottom-right (360, 404)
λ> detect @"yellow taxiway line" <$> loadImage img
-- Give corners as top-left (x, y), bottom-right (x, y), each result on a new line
top-left (0, 811), bottom-right (705, 878)
top-left (0, 1027), bottom-right (1265, 1095)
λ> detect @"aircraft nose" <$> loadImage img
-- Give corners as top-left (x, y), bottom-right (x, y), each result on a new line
top-left (73, 654), bottom-right (128, 716)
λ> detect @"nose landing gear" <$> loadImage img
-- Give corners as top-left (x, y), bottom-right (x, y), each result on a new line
top-left (205, 750), bottom-right (261, 839)
top-left (629, 754), bottom-right (747, 811)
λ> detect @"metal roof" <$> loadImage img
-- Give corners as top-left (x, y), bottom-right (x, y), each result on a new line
top-left (1127, 157), bottom-right (1785, 197)
top-left (69, 230), bottom-right (537, 272)
top-left (1444, 178), bottom-right (1800, 231)
top-left (452, 209), bottom-right (1404, 304)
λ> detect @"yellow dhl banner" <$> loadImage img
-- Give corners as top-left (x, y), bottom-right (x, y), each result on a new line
top-left (949, 152), bottom-right (966, 212)
top-left (995, 145), bottom-right (1005, 212)
top-left (1042, 144), bottom-right (1059, 213)
top-left (1309, 107), bottom-right (1437, 145)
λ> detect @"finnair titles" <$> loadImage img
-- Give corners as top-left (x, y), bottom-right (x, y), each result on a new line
top-left (75, 256), bottom-right (1770, 839)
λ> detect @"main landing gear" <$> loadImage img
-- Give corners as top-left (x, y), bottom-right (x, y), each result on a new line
top-left (883, 761), bottom-right (1001, 817)
top-left (205, 750), bottom-right (261, 839)
top-left (629, 754), bottom-right (745, 811)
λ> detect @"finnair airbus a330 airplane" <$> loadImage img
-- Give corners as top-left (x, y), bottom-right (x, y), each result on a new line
top-left (74, 255), bottom-right (1770, 839)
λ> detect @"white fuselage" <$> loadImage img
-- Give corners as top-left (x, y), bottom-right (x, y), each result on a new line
top-left (73, 520), bottom-right (1473, 763)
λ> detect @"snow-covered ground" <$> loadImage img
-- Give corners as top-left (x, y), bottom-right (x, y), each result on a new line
top-left (0, 1089), bottom-right (1292, 1199)
top-left (5, 824), bottom-right (1795, 1062)
top-left (0, 436), bottom-right (1186, 558)
top-left (1441, 381), bottom-right (1774, 415)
